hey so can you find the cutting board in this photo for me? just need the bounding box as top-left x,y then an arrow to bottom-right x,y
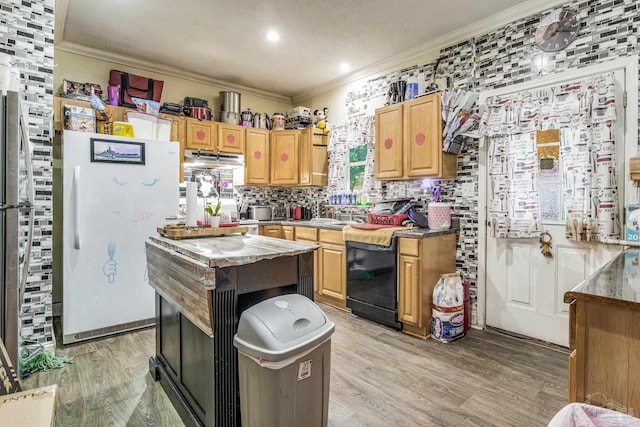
157,225 -> 248,239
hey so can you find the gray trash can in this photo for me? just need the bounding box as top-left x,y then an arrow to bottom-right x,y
233,294 -> 335,427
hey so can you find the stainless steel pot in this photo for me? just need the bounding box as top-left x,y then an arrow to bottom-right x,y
248,206 -> 272,221
219,91 -> 241,114
219,110 -> 240,125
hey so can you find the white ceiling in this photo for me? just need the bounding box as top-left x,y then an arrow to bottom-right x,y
55,0 -> 567,100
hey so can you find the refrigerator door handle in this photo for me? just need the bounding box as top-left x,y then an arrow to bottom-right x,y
73,165 -> 80,249
19,100 -> 35,305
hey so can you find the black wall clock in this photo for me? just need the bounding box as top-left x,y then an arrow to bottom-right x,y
534,8 -> 580,52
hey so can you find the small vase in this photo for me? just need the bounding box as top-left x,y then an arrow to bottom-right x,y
210,215 -> 221,228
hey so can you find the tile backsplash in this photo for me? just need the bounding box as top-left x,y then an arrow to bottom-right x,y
1,0 -> 55,345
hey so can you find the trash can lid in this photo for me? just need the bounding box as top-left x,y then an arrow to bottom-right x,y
233,294 -> 335,362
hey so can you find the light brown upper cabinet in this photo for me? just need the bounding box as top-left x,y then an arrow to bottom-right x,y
375,93 -> 457,180
299,128 -> 329,186
186,118 -> 215,151
245,128 -> 270,185
217,122 -> 245,154
270,130 -> 299,186
186,120 -> 245,154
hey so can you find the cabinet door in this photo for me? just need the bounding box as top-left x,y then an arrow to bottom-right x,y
245,128 -> 270,185
375,104 -> 403,179
282,226 -> 294,240
318,242 -> 346,301
398,254 -> 421,326
271,131 -> 299,185
298,128 -> 312,186
263,225 -> 282,239
186,120 -> 215,150
218,123 -> 245,154
312,129 -> 328,186
403,94 -> 441,177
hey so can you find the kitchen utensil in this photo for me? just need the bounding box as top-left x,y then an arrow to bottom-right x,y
248,206 -> 272,221
240,109 -> 253,127
253,112 -> 271,129
219,91 -> 241,114
428,202 -> 451,230
272,206 -> 288,220
272,113 -> 285,130
291,205 -> 302,220
186,106 -> 212,120
397,80 -> 407,102
388,82 -> 399,104
219,110 -> 240,124
407,208 -> 428,228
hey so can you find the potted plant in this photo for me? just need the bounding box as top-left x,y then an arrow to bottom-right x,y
204,181 -> 228,228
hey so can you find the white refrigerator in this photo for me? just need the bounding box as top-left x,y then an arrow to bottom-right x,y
62,130 -> 179,344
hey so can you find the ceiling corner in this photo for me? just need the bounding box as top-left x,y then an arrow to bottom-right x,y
54,0 -> 69,44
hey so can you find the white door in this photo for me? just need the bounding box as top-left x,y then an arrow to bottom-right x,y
484,66 -> 632,347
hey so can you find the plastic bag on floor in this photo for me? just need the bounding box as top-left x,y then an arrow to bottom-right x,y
548,403 -> 640,427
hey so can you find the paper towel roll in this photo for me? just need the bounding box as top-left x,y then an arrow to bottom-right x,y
185,181 -> 198,227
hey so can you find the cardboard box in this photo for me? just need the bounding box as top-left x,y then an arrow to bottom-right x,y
63,104 -> 96,132
625,204 -> 640,242
286,106 -> 311,119
0,385 -> 57,426
0,338 -> 21,396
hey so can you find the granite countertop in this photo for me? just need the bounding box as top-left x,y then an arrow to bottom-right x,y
279,220 -> 459,237
148,234 -> 319,268
564,248 -> 640,308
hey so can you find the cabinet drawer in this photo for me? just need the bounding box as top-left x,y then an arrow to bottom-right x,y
295,227 -> 318,241
399,238 -> 420,256
319,229 -> 344,245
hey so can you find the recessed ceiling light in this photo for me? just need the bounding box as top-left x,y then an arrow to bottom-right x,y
339,62 -> 350,73
266,31 -> 280,42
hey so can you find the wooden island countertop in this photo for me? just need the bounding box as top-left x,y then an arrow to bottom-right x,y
563,248 -> 640,414
145,232 -> 318,427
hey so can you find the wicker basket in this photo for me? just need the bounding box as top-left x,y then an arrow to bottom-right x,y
367,213 -> 408,225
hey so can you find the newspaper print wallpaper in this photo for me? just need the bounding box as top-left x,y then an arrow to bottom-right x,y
0,0 -> 55,345
338,0 -> 640,324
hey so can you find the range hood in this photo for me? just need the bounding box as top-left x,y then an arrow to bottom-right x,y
184,150 -> 244,168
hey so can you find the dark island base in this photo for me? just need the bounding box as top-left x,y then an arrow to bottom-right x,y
149,253 -> 314,427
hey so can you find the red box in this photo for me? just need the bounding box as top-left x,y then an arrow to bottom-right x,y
367,213 -> 408,225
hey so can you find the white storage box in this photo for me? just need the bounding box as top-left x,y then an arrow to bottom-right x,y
287,106 -> 312,118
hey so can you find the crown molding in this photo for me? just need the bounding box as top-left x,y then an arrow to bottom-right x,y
54,0 -> 68,44
291,0 -> 571,103
55,41 -> 293,104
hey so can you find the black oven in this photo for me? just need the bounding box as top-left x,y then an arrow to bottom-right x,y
345,239 -> 402,330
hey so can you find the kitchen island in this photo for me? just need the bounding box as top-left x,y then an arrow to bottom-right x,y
564,248 -> 640,414
145,233 -> 318,427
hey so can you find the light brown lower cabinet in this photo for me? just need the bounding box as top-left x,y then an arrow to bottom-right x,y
397,234 -> 457,338
294,227 -> 346,310
259,225 -> 282,239
316,229 -> 347,310
282,225 -> 294,241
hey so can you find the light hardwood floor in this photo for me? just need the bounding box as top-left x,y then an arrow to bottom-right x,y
24,303 -> 569,426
